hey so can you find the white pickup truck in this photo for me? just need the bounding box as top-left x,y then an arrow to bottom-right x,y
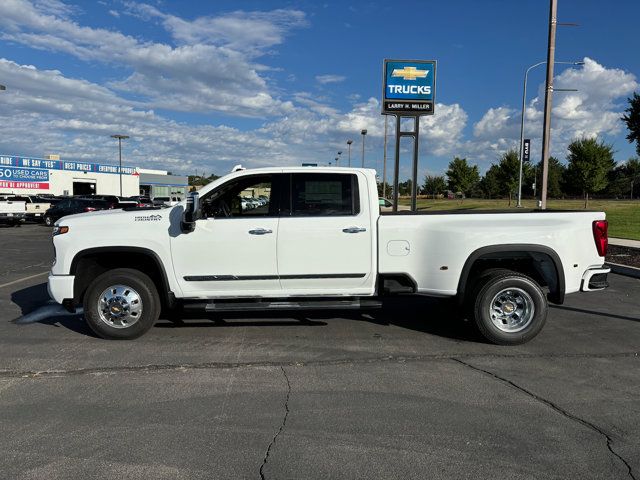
48,167 -> 610,344
0,199 -> 27,226
0,195 -> 51,221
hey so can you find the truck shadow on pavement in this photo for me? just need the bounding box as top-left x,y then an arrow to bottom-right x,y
11,283 -> 481,342
10,283 -> 96,337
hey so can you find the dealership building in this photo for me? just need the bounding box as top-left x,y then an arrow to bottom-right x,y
0,154 -> 188,198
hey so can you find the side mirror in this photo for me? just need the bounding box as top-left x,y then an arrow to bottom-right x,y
181,192 -> 201,232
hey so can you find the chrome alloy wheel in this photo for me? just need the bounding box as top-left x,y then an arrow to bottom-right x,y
98,285 -> 143,329
489,287 -> 535,333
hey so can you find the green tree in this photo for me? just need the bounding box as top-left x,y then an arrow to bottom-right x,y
377,181 -> 392,198
496,149 -> 522,206
622,92 -> 640,156
530,156 -> 566,199
398,179 -> 413,196
480,164 -> 501,199
422,175 -> 447,198
188,173 -> 220,188
563,138 -> 615,208
607,157 -> 640,199
445,157 -> 480,197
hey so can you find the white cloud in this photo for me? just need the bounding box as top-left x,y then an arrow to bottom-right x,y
468,57 -> 638,165
0,0 -> 306,117
126,3 -> 307,53
316,74 -> 346,84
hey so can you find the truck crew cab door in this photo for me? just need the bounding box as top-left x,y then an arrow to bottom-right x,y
170,173 -> 283,297
277,172 -> 375,295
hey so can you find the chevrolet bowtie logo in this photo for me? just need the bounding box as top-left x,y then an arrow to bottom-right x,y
392,66 -> 428,81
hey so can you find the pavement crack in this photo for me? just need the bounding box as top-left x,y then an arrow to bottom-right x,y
259,366 -> 291,480
452,358 -> 637,480
0,352 -> 638,379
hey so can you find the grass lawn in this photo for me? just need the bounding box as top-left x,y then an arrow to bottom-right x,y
396,198 -> 640,241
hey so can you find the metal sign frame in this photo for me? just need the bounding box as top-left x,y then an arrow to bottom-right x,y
381,59 -> 437,212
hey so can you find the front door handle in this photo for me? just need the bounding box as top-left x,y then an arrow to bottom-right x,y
249,228 -> 273,235
342,226 -> 366,233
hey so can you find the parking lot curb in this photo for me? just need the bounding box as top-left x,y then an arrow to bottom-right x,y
606,262 -> 640,279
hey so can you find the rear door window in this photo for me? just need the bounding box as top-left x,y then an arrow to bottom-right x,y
290,173 -> 359,216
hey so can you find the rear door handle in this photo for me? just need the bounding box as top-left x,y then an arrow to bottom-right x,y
342,226 -> 366,233
249,228 -> 273,235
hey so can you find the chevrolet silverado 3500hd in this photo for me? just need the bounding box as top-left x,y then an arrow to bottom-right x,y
48,167 -> 610,344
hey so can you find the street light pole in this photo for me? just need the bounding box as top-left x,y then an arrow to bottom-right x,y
517,61 -> 545,208
337,151 -> 342,167
360,129 -> 367,168
517,60 -> 583,207
111,134 -> 129,197
346,140 -> 353,167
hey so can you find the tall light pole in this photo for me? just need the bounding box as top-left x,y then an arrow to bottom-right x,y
346,140 -> 353,167
334,156 -> 339,166
517,60 -> 583,207
0,85 -> 6,91
360,129 -> 367,168
111,134 -> 129,196
337,151 -> 342,167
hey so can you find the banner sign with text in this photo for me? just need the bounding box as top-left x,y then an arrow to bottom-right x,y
0,155 -> 137,175
382,59 -> 436,115
523,139 -> 531,162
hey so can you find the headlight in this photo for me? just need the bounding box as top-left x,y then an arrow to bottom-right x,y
52,225 -> 69,236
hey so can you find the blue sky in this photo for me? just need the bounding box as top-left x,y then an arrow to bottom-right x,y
0,0 -> 638,179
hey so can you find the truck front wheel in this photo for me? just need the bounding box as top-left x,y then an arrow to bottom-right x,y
470,269 -> 547,345
83,268 -> 160,340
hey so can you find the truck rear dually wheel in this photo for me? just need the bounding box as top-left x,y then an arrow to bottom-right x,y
83,268 -> 160,340
470,269 -> 547,345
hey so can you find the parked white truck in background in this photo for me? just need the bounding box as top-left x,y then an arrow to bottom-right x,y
0,195 -> 51,221
0,199 -> 27,226
48,167 -> 610,344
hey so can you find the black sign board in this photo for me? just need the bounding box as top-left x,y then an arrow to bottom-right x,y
523,139 -> 531,162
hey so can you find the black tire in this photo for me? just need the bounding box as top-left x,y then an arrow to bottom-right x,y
83,268 -> 160,340
469,269 -> 547,345
44,215 -> 54,227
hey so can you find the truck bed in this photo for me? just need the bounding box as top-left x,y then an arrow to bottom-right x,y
377,210 -> 606,297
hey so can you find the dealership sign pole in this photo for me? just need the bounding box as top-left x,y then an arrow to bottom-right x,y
382,59 -> 436,212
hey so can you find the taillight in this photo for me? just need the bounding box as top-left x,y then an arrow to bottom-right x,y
137,203 -> 144,207
84,207 -> 96,212
592,220 -> 608,257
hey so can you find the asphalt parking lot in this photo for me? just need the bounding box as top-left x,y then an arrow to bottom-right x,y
1,224 -> 639,480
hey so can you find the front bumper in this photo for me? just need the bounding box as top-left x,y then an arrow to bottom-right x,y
47,274 -> 75,304
580,267 -> 610,292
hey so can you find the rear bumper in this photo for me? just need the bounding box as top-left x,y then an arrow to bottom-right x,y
580,267 -> 610,292
47,274 -> 75,304
0,214 -> 26,224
